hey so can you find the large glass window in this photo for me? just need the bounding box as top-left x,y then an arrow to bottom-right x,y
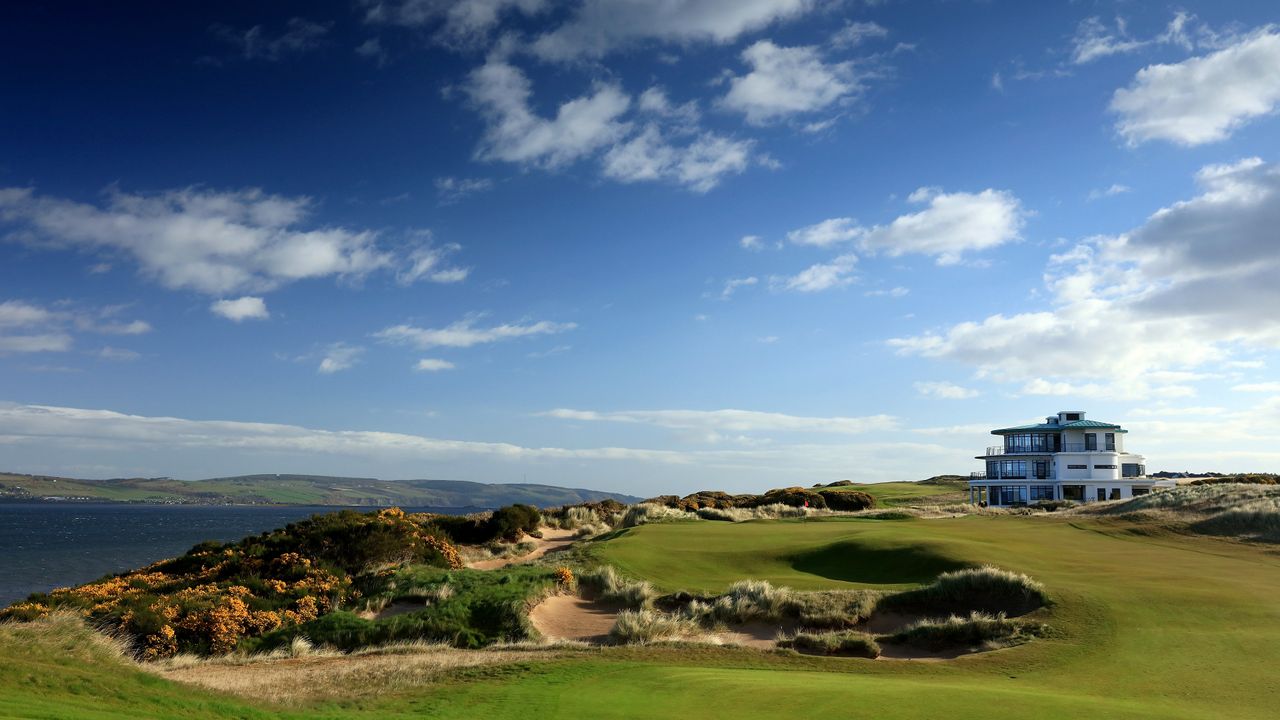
1105,433 -> 1116,451
1034,461 -> 1049,479
1085,433 -> 1098,451
1063,485 -> 1085,500
991,486 -> 1028,505
1122,463 -> 1145,477
1030,485 -> 1055,501
1003,433 -> 1059,453
992,460 -> 1027,478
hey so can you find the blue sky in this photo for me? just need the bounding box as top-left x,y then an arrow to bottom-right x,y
3,1 -> 1280,495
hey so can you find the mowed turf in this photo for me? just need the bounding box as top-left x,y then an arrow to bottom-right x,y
4,515 -> 1279,719
829,480 -> 968,507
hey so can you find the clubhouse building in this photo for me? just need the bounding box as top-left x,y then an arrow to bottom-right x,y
969,410 -> 1176,506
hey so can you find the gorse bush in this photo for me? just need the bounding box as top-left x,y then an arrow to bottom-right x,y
0,507 -> 464,659
884,611 -> 1047,652
879,565 -> 1048,616
817,490 -> 875,511
781,630 -> 880,658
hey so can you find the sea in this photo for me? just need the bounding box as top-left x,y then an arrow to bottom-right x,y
0,503 -> 488,606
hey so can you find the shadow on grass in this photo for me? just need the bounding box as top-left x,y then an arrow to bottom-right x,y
789,542 -> 969,585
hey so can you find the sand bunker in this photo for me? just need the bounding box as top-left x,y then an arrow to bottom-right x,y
529,594 -> 621,643
467,528 -> 577,571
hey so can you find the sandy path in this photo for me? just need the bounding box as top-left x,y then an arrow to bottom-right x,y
529,594 -> 621,643
467,527 -> 577,571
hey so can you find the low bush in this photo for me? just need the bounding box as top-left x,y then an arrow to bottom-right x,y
620,503 -> 698,527
487,504 -> 542,541
884,611 -> 1046,652
878,565 -> 1048,616
817,490 -> 875,511
741,487 -> 828,509
577,566 -> 657,609
781,630 -> 880,658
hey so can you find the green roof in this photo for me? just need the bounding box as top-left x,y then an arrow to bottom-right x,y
992,419 -> 1127,434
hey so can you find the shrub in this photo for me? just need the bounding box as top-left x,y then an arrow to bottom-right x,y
609,609 -> 704,644
781,630 -> 880,658
879,565 -> 1048,616
742,487 -> 828,509
818,490 -> 875,511
577,566 -> 657,609
621,503 -> 698,528
884,611 -> 1046,652
487,504 -> 542,541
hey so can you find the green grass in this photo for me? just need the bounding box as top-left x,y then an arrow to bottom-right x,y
5,513 -> 1280,719
825,480 -> 968,507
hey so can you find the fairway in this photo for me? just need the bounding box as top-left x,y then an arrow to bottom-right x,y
5,514 -> 1279,719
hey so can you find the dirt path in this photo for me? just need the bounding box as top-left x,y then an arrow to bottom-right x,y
528,594 -> 621,643
467,527 -> 577,571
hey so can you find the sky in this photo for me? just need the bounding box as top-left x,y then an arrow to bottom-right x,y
2,0 -> 1280,496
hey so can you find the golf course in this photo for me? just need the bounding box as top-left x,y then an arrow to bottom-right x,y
3,495 -> 1278,719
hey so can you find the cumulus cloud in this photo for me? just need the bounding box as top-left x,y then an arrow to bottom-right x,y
0,186 -> 459,296
464,55 -> 631,169
717,276 -> 758,300
414,358 -> 456,372
890,157 -> 1280,400
542,407 -> 899,435
786,188 -> 1024,264
1111,28 -> 1280,146
601,124 -> 754,192
210,296 -> 269,322
318,343 -> 364,374
529,0 -> 819,61
914,381 -> 979,400
740,235 -> 765,251
721,41 -> 861,125
770,254 -> 857,293
375,316 -> 576,349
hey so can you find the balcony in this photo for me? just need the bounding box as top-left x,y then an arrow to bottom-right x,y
985,443 -> 1116,455
1060,443 -> 1116,452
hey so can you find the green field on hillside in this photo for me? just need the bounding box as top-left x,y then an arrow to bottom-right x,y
4,513 -> 1279,719
825,479 -> 968,507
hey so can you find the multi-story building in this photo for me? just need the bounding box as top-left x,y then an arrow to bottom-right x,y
969,410 -> 1175,506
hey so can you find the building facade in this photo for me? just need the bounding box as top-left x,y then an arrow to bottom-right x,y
969,410 -> 1175,506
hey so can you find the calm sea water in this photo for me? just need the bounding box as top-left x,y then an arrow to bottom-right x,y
0,503 -> 486,606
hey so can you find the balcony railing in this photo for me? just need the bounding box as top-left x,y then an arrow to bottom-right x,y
986,443 -> 1118,454
1060,443 -> 1116,452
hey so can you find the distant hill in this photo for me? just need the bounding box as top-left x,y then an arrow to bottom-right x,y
0,472 -> 641,509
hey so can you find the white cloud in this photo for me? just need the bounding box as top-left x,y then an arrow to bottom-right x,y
215,17 -> 330,61
542,407 -> 899,435
1111,29 -> 1280,146
362,0 -> 547,45
435,176 -> 494,205
210,296 -> 269,322
756,335 -> 779,344
318,343 -> 364,374
914,381 -> 979,400
865,286 -> 908,298
376,316 -> 576,349
1088,183 -> 1132,200
464,55 -> 631,170
787,188 -> 1024,264
718,276 -> 758,300
96,346 -> 140,362
740,235 -> 765,251
355,37 -> 390,66
890,157 -> 1280,400
396,239 -> 469,285
0,186 -> 437,296
1070,16 -> 1148,64
414,358 -> 456,372
530,0 -> 819,61
721,41 -> 860,125
601,123 -> 754,192
770,254 -> 857,293
0,299 -> 149,355
787,217 -> 860,247
1233,382 -> 1280,393
831,21 -> 887,49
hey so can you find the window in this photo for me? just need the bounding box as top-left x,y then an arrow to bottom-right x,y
989,460 -> 1027,479
1122,463 -> 1145,478
1003,433 -> 1057,453
1095,464 -> 1117,469
1085,433 -> 1097,451
1109,488 -> 1121,500
1105,432 -> 1116,451
1067,464 -> 1087,470
1132,488 -> 1150,496
1064,413 -> 1081,421
1034,461 -> 1049,479
1030,485 -> 1055,501
1063,485 -> 1085,500
1097,488 -> 1107,501
991,486 -> 1028,505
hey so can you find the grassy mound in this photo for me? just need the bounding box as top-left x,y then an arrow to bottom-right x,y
1094,483 -> 1280,542
780,630 -> 880,658
878,566 -> 1048,616
884,611 -> 1048,652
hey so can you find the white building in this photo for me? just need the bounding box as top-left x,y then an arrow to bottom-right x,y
969,410 -> 1175,506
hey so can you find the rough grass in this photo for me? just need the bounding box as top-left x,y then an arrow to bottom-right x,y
695,504 -> 838,522
577,565 -> 657,609
621,503 -> 699,527
884,611 -> 1047,652
1087,484 -> 1280,542
780,630 -> 880,658
608,609 -> 708,645
878,565 -> 1048,616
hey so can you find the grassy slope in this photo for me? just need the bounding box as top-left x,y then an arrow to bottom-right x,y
827,480 -> 968,507
4,515 -> 1279,719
